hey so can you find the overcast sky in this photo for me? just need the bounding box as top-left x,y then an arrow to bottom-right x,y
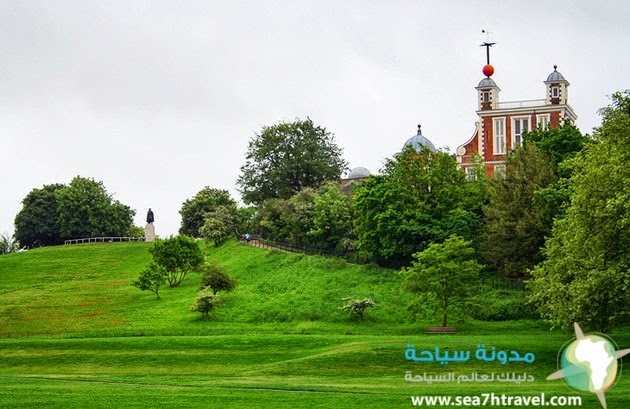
1,1 -> 628,239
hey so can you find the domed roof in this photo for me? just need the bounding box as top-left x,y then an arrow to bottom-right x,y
347,166 -> 371,179
403,124 -> 436,152
476,77 -> 499,89
545,65 -> 569,84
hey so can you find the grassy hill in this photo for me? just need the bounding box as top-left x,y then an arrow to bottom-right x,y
1,241 -> 628,408
0,240 -> 418,337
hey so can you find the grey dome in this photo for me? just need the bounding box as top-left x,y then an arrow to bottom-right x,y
403,124 -> 436,152
347,166 -> 371,179
476,77 -> 499,89
545,65 -> 568,83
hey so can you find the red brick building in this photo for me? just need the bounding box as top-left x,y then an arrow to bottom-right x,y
456,64 -> 577,177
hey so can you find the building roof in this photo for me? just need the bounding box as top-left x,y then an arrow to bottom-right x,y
545,65 -> 569,84
403,124 -> 436,152
476,77 -> 500,90
346,166 -> 371,179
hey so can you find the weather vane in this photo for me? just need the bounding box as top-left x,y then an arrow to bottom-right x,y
480,29 -> 496,77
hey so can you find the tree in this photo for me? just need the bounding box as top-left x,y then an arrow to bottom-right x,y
308,182 -> 355,250
191,287 -> 219,318
528,91 -> 630,332
56,176 -> 135,239
339,295 -> 375,321
354,146 -> 483,267
14,177 -> 134,246
179,188 -> 237,238
0,233 -> 21,255
149,235 -> 204,287
200,205 -> 237,247
524,122 -> 589,172
400,235 -> 483,327
479,143 -> 557,279
132,263 -> 167,299
237,118 -> 347,205
199,263 -> 236,295
14,184 -> 65,248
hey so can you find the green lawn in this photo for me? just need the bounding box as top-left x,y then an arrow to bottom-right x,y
0,242 -> 628,408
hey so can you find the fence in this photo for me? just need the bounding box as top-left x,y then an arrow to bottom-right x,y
238,234 -> 372,265
64,237 -> 146,245
237,234 -> 526,290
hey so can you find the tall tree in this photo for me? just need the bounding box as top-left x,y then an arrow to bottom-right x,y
14,184 -> 65,248
400,235 -> 482,327
354,146 -> 483,267
308,182 -> 355,250
237,118 -> 347,205
528,90 -> 630,332
479,143 -> 557,279
179,188 -> 237,238
56,176 -> 135,239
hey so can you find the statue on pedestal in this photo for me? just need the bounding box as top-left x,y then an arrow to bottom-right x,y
144,208 -> 156,242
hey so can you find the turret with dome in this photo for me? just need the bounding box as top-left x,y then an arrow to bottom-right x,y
403,124 -> 436,152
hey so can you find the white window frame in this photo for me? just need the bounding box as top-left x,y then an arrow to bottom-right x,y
482,91 -> 490,103
551,86 -> 559,98
493,117 -> 506,155
537,114 -> 550,129
512,116 -> 530,149
494,164 -> 506,178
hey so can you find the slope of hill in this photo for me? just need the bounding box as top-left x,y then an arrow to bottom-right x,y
0,240 -> 422,338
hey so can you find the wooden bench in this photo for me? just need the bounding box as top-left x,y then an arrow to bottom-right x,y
427,326 -> 456,335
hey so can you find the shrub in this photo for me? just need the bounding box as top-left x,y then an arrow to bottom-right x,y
149,235 -> 204,287
191,288 -> 219,318
199,263 -> 236,294
132,263 -> 167,299
339,295 -> 376,321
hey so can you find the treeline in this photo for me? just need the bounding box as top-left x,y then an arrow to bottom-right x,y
13,176 -> 138,248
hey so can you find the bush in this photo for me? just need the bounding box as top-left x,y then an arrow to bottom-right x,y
191,288 -> 219,318
199,263 -> 236,294
132,263 -> 167,299
0,233 -> 21,255
339,295 -> 376,321
149,235 -> 204,287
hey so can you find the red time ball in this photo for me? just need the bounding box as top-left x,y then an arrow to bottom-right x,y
482,64 -> 494,77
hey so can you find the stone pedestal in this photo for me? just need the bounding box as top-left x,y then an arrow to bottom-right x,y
144,223 -> 155,242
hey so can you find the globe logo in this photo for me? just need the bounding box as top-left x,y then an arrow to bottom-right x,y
547,323 -> 630,409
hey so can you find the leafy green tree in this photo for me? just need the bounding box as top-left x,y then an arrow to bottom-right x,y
400,235 -> 483,327
199,263 -> 236,295
0,233 -> 21,255
149,235 -> 204,287
280,188 -> 316,245
339,295 -> 375,321
524,122 -> 589,173
237,118 -> 347,205
529,90 -> 630,332
132,263 -> 167,299
14,184 -> 65,248
354,147 -> 482,267
480,143 -> 557,279
200,205 -> 237,247
253,198 -> 286,240
252,189 -> 316,244
179,188 -> 237,238
191,288 -> 219,318
525,123 -> 589,222
308,182 -> 355,250
56,176 -> 135,239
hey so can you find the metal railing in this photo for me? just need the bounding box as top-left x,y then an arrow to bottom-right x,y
64,237 -> 146,245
